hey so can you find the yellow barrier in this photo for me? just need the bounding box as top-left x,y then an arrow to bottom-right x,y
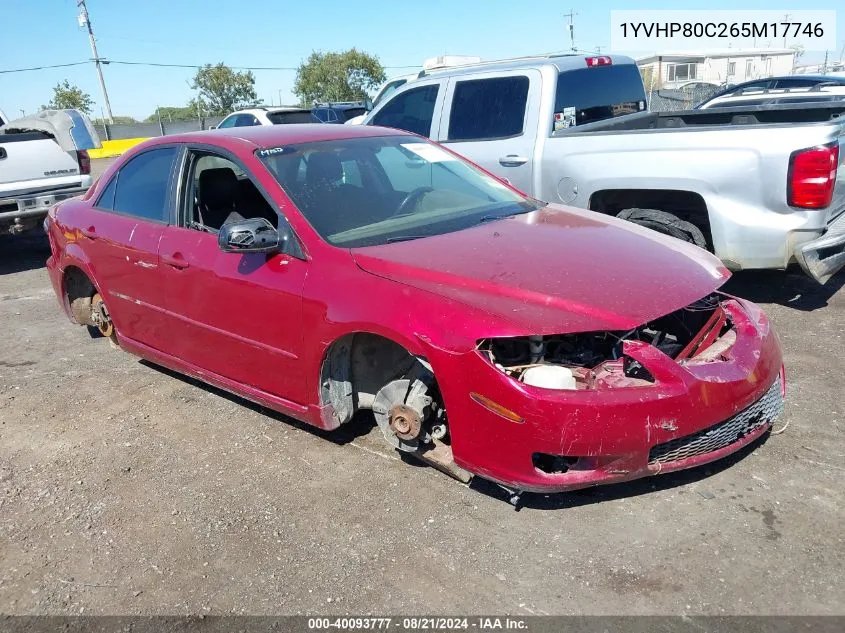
88,137 -> 151,159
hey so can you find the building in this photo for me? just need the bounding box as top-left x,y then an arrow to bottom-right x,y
636,49 -> 796,89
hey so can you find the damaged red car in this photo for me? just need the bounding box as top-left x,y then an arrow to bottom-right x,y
45,124 -> 785,496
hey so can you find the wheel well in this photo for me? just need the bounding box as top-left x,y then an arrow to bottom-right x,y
63,266 -> 96,307
320,333 -> 422,426
589,189 -> 713,250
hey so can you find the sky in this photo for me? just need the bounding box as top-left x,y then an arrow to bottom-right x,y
2,0 -> 843,121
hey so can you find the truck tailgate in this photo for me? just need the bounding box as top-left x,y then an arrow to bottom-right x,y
0,135 -> 84,194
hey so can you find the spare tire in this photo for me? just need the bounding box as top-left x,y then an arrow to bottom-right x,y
616,208 -> 708,249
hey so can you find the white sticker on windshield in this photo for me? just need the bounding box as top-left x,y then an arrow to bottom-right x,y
401,142 -> 456,163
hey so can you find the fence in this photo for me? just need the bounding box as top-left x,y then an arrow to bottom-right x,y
647,85 -> 722,111
95,116 -> 227,141
88,116 -> 228,159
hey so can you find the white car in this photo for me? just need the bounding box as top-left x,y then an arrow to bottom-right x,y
215,107 -> 318,128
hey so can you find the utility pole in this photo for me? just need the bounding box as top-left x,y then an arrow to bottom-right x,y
77,0 -> 113,124
782,14 -> 791,49
564,10 -> 578,53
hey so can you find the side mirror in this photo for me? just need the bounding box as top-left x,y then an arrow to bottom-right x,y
209,125 -> 217,130
218,217 -> 280,253
365,98 -> 374,111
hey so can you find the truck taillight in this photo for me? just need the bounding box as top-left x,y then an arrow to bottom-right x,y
77,149 -> 91,175
585,56 -> 612,67
788,144 -> 839,209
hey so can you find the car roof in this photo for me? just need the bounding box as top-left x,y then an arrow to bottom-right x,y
142,123 -> 413,151
228,107 -> 311,115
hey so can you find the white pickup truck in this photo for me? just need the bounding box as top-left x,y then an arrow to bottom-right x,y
0,108 -> 100,235
362,54 -> 845,283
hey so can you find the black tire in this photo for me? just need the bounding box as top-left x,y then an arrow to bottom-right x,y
616,208 -> 707,249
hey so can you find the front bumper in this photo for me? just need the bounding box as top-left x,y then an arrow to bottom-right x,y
432,299 -> 784,493
0,186 -> 89,233
794,211 -> 845,284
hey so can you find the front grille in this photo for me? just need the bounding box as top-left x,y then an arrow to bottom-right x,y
648,380 -> 783,465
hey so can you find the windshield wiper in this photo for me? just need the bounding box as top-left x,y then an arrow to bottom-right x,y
385,235 -> 427,244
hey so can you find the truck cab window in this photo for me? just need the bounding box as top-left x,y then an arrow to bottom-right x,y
371,84 -> 439,137
448,76 -> 529,141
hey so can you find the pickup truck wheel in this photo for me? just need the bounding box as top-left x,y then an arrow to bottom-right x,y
616,208 -> 707,249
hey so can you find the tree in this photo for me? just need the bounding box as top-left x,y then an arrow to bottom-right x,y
639,66 -> 662,92
93,116 -> 136,125
294,49 -> 386,105
190,63 -> 258,115
144,106 -> 198,123
43,80 -> 94,114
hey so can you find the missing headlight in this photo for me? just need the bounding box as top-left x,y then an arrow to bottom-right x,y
478,293 -> 733,389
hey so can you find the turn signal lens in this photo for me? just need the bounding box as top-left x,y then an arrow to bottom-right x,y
470,392 -> 524,424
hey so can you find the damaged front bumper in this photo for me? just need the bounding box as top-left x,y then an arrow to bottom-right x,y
431,298 -> 784,494
794,211 -> 845,284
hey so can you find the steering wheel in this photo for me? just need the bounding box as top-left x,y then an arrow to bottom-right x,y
394,186 -> 434,217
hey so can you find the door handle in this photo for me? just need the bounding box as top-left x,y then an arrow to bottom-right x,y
81,226 -> 97,240
0,147 -> 7,160
498,155 -> 528,167
162,253 -> 190,269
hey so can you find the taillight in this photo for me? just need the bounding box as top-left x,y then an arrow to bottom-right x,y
585,56 -> 612,67
788,143 -> 839,209
76,149 -> 91,175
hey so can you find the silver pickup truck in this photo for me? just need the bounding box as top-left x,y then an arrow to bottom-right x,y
1,109 -> 100,235
362,55 -> 845,283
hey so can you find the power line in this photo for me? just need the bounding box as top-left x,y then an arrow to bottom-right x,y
1,59 -> 421,74
0,61 -> 89,74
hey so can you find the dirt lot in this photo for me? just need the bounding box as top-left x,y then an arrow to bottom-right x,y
1,159 -> 843,615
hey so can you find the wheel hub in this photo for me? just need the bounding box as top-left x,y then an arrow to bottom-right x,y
91,293 -> 114,338
388,403 -> 421,441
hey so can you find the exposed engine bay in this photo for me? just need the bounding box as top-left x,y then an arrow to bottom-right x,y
478,293 -> 736,390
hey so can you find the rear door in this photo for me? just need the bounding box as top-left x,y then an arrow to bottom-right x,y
80,146 -> 178,346
437,70 -> 540,194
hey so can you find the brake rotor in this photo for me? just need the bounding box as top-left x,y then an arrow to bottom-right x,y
388,403 -> 422,441
91,293 -> 114,338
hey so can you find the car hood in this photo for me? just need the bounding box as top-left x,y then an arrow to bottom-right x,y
350,205 -> 730,335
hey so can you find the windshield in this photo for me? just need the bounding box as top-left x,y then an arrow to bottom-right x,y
268,110 -> 318,124
258,135 -> 541,248
554,65 -> 647,129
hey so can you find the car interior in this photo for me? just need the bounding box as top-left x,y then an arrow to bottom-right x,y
187,155 -> 279,232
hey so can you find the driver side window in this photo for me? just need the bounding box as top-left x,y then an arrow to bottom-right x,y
371,84 -> 440,137
184,152 -> 278,232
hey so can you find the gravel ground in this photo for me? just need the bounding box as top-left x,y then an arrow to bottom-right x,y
0,160 -> 843,615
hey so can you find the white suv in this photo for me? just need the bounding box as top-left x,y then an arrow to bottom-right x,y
215,107 -> 318,128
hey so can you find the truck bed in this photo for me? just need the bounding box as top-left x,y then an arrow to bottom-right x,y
554,102 -> 845,135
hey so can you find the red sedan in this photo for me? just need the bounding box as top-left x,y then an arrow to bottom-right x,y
45,124 -> 785,497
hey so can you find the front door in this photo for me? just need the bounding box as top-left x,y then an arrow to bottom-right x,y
438,70 -> 541,195
157,150 -> 308,405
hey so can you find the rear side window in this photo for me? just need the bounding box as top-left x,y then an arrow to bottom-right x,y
95,176 -> 118,209
371,84 -> 439,137
448,76 -> 529,141
111,147 -> 177,222
554,65 -> 646,129
268,111 -> 318,124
